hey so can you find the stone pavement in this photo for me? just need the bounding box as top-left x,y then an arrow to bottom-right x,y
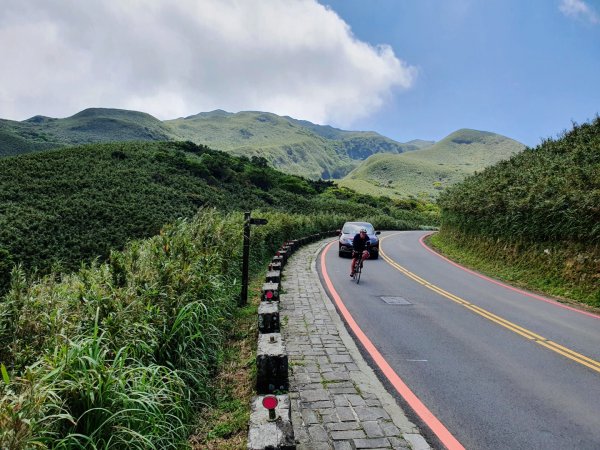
279,240 -> 431,450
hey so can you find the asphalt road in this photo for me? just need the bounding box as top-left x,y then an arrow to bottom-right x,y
318,230 -> 600,450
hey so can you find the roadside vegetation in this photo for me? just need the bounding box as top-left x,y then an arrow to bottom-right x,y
0,140 -> 438,448
433,118 -> 600,307
0,210 -> 348,448
0,140 -> 438,296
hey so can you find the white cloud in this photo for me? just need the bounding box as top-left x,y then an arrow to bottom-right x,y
559,0 -> 600,24
0,0 -> 416,127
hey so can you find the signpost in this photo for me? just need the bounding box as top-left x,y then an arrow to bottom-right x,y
240,211 -> 268,306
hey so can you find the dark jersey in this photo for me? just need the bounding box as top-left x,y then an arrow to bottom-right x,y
352,233 -> 369,252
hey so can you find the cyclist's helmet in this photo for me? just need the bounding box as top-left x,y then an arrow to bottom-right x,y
360,228 -> 367,233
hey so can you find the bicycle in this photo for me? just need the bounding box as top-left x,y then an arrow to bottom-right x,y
351,249 -> 368,284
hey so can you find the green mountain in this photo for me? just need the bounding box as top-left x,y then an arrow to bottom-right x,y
48,108 -> 177,142
0,108 -> 429,179
0,108 -> 178,157
1,108 -> 523,187
165,110 -> 351,178
283,116 -> 433,156
339,129 -> 525,199
165,110 -> 424,178
0,118 -> 62,156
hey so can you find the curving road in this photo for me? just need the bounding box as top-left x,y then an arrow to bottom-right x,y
317,230 -> 600,450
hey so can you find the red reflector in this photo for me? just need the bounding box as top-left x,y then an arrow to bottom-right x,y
266,291 -> 273,299
262,395 -> 278,410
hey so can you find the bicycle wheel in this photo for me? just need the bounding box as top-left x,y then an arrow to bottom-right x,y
354,259 -> 362,284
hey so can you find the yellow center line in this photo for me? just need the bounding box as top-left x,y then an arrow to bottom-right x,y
380,235 -> 600,374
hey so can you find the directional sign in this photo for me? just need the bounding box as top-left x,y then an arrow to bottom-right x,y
250,218 -> 268,225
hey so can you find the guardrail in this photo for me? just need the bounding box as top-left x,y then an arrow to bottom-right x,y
248,231 -> 337,450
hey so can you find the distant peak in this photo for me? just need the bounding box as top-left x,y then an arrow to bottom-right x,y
442,129 -> 498,145
24,115 -> 56,123
183,110 -> 233,119
451,128 -> 494,136
70,107 -> 158,120
72,107 -> 125,116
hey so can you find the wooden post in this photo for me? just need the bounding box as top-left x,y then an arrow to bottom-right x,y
240,212 -> 268,306
240,212 -> 251,306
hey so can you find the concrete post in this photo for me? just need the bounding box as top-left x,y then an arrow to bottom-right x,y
256,333 -> 288,394
258,301 -> 280,334
247,395 -> 295,450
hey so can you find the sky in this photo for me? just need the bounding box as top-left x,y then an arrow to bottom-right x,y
0,0 -> 598,147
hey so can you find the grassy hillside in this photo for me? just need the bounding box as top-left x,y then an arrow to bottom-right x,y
285,116 -> 432,156
0,108 -> 179,157
435,118 -> 600,306
45,108 -> 178,143
339,129 -> 525,199
0,140 -> 437,293
166,110 -> 424,178
0,119 -> 62,156
339,152 -> 469,199
167,110 -> 352,178
1,108 -> 427,180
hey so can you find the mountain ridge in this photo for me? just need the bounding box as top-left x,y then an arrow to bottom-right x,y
0,107 -> 524,185
1,107 -> 434,178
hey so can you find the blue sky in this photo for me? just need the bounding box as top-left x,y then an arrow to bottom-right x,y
320,0 -> 600,146
1,0 -> 598,148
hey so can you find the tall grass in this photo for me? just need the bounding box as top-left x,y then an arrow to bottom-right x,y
437,118 -> 599,244
435,118 -> 599,306
0,208 -> 356,449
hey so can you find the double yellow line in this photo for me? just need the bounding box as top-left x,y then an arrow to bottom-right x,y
380,238 -> 600,374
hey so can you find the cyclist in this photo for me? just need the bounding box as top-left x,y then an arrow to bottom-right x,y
350,227 -> 370,277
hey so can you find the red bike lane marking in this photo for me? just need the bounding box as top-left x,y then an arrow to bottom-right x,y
419,233 -> 600,320
320,241 -> 465,450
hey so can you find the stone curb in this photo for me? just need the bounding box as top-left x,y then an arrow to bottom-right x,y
248,232 -> 338,450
